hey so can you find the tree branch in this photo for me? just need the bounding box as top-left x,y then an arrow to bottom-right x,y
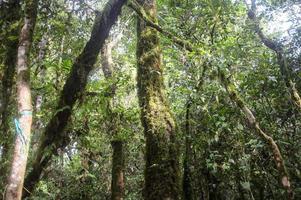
128,0 -> 193,52
245,0 -> 301,110
23,0 -> 127,197
219,70 -> 293,199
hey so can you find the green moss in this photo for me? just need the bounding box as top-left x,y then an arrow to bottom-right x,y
136,1 -> 180,198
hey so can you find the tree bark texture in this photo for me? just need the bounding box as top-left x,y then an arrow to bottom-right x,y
183,102 -> 193,200
111,141 -> 125,200
136,0 -> 180,199
22,0 -> 127,197
101,39 -> 125,200
5,0 -> 38,199
0,0 -> 22,187
219,72 -> 293,200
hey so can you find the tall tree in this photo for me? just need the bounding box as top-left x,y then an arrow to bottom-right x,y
5,0 -> 39,199
183,102 -> 193,200
23,0 -> 127,197
0,0 -> 22,186
101,38 -> 125,200
136,0 -> 180,199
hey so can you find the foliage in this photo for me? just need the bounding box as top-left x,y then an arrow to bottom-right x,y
0,0 -> 301,199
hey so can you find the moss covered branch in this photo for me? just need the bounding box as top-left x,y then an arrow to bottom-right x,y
219,71 -> 293,199
128,0 -> 193,52
22,0 -> 127,197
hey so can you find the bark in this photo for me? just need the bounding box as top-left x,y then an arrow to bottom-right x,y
183,102 -> 193,200
5,0 -> 38,199
111,141 -> 125,200
136,0 -> 180,199
219,72 -> 293,200
0,0 -> 22,186
22,0 -> 127,197
101,40 -> 117,96
128,0 -> 193,51
246,0 -> 301,110
101,39 -> 125,200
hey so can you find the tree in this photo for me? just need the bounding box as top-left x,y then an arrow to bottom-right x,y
0,0 -> 22,186
136,0 -> 180,198
219,70 -> 293,199
101,36 -> 125,200
0,0 -> 301,199
23,0 -> 127,197
5,0 -> 38,199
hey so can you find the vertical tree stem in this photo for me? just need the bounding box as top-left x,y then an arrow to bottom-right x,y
5,0 -> 38,199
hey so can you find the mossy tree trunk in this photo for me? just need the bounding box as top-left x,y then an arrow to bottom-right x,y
0,0 -> 22,187
101,39 -> 125,200
136,0 -> 180,199
5,0 -> 38,199
22,0 -> 127,197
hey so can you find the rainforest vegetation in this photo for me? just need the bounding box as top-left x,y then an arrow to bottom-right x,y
0,0 -> 301,199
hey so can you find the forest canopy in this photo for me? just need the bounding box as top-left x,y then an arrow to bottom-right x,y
0,0 -> 301,199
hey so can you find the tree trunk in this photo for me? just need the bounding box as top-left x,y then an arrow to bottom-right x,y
136,0 -> 180,199
0,0 -> 22,187
219,71 -> 293,200
101,39 -> 125,200
22,0 -> 127,197
5,0 -> 38,199
128,0 -> 193,52
111,141 -> 125,200
183,102 -> 193,200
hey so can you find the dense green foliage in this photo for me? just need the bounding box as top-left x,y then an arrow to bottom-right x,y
0,0 -> 300,199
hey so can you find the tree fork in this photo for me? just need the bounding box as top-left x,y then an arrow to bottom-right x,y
128,0 -> 193,52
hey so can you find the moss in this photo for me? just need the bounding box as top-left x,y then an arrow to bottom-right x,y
136,0 -> 180,199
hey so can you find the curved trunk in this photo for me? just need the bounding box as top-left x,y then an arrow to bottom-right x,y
23,0 -> 127,197
136,0 -> 180,199
219,72 -> 293,200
